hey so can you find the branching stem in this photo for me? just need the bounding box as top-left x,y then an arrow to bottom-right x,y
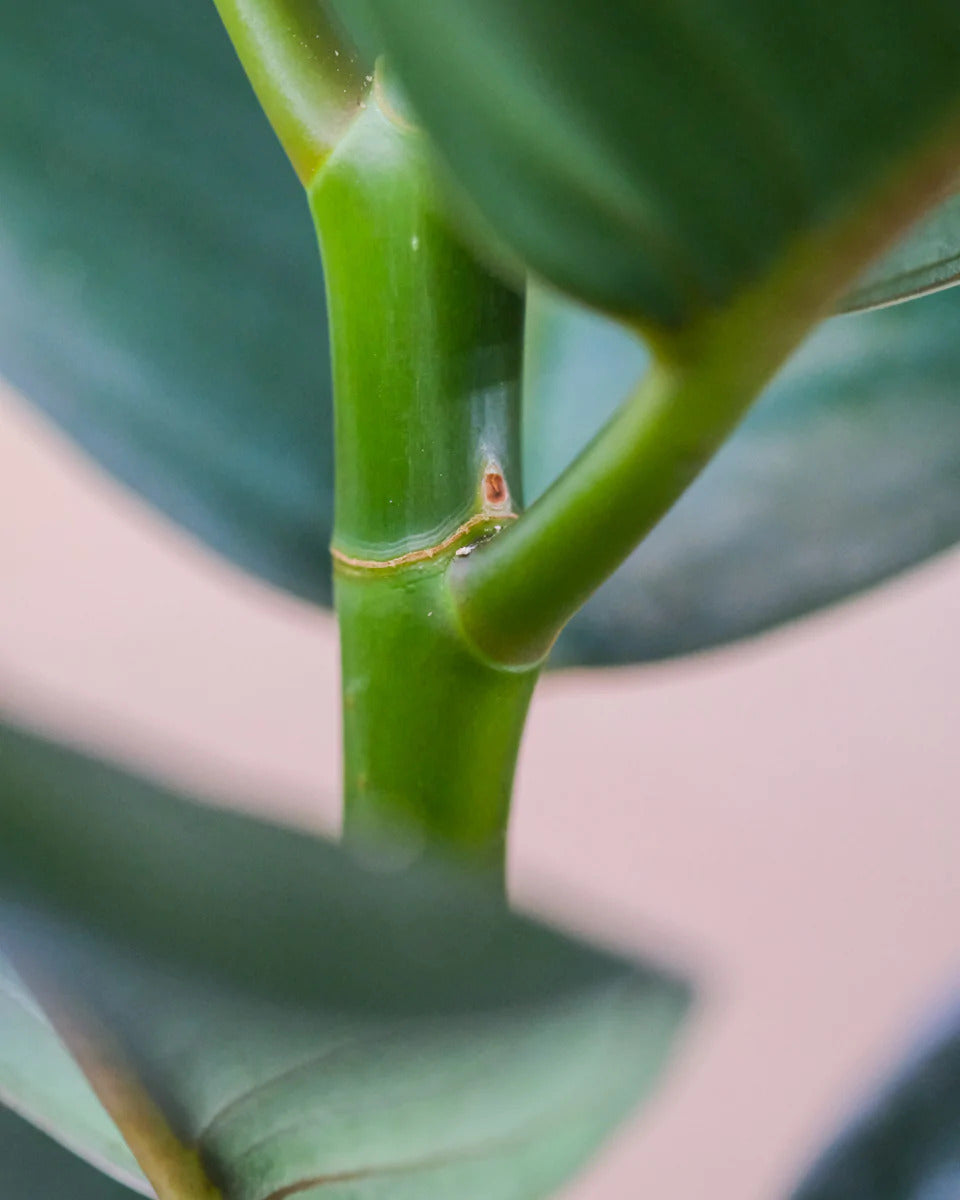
450,116 -> 960,666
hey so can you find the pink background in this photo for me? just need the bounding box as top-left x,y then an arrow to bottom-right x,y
1,380 -> 956,1199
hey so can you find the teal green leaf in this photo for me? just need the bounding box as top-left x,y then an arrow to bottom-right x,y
0,956 -> 143,1190
0,1103 -> 136,1199
844,193 -> 960,311
330,1 -> 960,327
524,284 -> 960,666
0,0 -> 335,605
788,999 -> 960,1200
5,0 -> 960,641
0,722 -> 689,1198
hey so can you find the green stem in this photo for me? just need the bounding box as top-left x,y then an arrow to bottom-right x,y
309,71 -> 537,877
211,0 -> 364,182
451,118 -> 960,667
449,355 -> 761,667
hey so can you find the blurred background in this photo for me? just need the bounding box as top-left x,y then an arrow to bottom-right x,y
1,373 -> 957,1200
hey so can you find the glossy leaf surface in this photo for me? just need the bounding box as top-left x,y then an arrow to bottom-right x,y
0,0 -> 335,605
0,722 -> 689,1197
0,1103 -> 135,1200
526,284 -> 960,666
789,999 -> 960,1200
331,0 -> 960,327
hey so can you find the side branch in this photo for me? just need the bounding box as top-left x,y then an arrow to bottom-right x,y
448,353 -> 761,667
450,117 -> 960,666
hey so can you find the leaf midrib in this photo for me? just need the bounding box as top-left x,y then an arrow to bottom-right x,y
245,1058 -> 636,1200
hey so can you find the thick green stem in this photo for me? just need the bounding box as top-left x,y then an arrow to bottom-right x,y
211,0 -> 364,182
310,76 -> 537,875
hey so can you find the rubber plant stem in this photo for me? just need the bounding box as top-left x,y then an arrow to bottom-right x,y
309,69 -> 537,880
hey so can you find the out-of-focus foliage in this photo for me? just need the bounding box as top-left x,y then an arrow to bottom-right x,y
331,0 -> 960,326
789,999 -> 960,1200
1,0 -> 959,666
0,721 -> 688,1198
529,284 -> 960,665
0,953 -> 142,1189
842,194 -> 960,312
0,1104 -> 135,1199
0,0 -> 334,604
2,1 -> 960,1192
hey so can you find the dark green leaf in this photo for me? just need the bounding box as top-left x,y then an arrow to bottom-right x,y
524,284 -> 960,666
331,1 -> 960,327
0,0 -> 334,605
0,1103 -> 136,1199
788,999 -> 960,1200
0,722 -> 689,1197
5,0 -> 959,640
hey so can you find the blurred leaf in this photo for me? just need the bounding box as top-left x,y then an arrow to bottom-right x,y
524,284 -> 960,666
331,1 -> 960,326
0,1103 -> 136,1199
0,0 -> 335,605
844,193 -> 960,312
0,721 -> 689,1197
789,999 -> 960,1200
4,0 -> 959,642
0,956 -> 143,1191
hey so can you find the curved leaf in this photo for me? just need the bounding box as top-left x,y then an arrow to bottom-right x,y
5,0 -> 960,642
523,284 -> 960,666
0,722 -> 689,1198
0,0 -> 335,605
331,1 -> 960,328
788,999 -> 960,1200
0,1103 -> 136,1199
0,956 -> 144,1191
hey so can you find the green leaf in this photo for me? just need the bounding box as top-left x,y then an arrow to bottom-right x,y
0,722 -> 689,1198
330,1 -> 960,328
0,1103 -> 136,1199
5,0 -> 959,639
788,1000 -> 960,1200
0,956 -> 143,1190
843,193 -> 960,312
524,283 -> 960,666
0,0 -> 335,606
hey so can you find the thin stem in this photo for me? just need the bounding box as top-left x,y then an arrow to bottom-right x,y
211,0 -> 365,183
450,115 -> 960,667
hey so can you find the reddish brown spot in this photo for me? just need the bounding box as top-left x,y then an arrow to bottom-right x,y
483,471 -> 508,506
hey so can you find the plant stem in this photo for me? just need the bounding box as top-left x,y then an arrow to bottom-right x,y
211,0 -> 364,182
309,72 -> 537,877
451,118 -> 960,667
